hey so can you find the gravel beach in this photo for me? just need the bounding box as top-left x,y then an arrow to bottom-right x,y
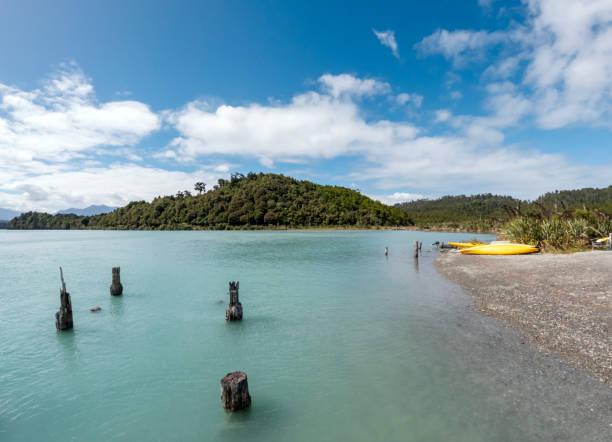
436,250 -> 612,383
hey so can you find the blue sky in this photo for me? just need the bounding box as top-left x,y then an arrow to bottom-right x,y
1,0 -> 611,211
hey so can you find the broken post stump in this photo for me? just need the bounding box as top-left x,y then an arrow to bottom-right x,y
384,246 -> 389,256
225,281 -> 243,321
414,240 -> 419,259
55,267 -> 73,331
221,371 -> 251,411
110,267 -> 123,296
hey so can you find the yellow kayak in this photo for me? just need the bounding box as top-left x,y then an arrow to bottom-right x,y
448,242 -> 482,248
595,237 -> 610,243
458,244 -> 539,255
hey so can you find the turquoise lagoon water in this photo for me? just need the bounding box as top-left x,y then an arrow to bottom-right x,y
0,230 -> 601,441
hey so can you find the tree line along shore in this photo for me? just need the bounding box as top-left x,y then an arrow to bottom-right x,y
397,186 -> 612,250
7,173 -> 410,230
7,174 -> 612,251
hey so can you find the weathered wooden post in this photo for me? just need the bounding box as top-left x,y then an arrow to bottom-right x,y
225,281 -> 243,321
384,246 -> 389,256
414,240 -> 419,258
110,267 -> 123,296
221,371 -> 251,411
55,267 -> 73,331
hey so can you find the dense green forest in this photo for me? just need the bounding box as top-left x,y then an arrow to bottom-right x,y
395,186 -> 612,231
8,173 -> 411,230
395,194 -> 521,231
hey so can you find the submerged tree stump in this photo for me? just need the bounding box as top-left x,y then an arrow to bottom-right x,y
221,371 -> 251,411
110,267 -> 123,296
55,267 -> 73,331
225,281 -> 243,321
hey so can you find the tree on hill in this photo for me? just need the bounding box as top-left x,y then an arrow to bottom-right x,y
194,182 -> 206,194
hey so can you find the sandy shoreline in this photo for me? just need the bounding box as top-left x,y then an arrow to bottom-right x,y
436,250 -> 612,383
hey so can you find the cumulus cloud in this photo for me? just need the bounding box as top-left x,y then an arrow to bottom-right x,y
416,0 -> 612,129
373,29 -> 400,58
0,164 -> 226,213
167,74 -> 419,161
318,73 -> 391,98
0,63 -> 160,162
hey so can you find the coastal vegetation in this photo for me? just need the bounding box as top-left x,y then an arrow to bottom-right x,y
396,187 -> 612,250
8,173 -> 411,230
7,175 -> 612,250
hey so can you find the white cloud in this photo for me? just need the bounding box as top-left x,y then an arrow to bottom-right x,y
0,164 -> 226,212
435,109 -> 452,122
369,192 -> 425,205
318,73 -> 391,98
416,0 -> 612,129
415,29 -> 506,67
396,93 -> 423,107
167,75 -> 419,162
0,63 -> 160,162
373,29 -> 400,58
354,135 -> 610,199
524,0 -> 612,128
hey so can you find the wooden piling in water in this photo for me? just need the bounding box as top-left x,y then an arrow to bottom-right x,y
225,281 -> 243,321
384,246 -> 388,256
110,267 -> 123,296
55,267 -> 73,331
220,371 -> 251,411
414,240 -> 419,258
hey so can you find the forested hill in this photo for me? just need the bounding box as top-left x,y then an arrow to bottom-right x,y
8,173 -> 411,230
534,186 -> 612,212
395,194 -> 521,226
396,186 -> 612,230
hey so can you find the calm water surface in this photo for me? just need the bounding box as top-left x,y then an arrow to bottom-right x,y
0,230 -> 597,441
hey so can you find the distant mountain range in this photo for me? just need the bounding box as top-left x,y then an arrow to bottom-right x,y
56,205 -> 117,216
0,208 -> 21,221
0,204 -> 117,222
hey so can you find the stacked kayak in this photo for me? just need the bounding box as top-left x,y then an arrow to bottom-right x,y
458,243 -> 539,255
448,242 -> 482,248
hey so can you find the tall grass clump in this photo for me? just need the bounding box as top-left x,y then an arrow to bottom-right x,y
504,212 -> 611,251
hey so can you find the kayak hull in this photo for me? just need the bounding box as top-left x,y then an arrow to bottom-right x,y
458,244 -> 539,255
